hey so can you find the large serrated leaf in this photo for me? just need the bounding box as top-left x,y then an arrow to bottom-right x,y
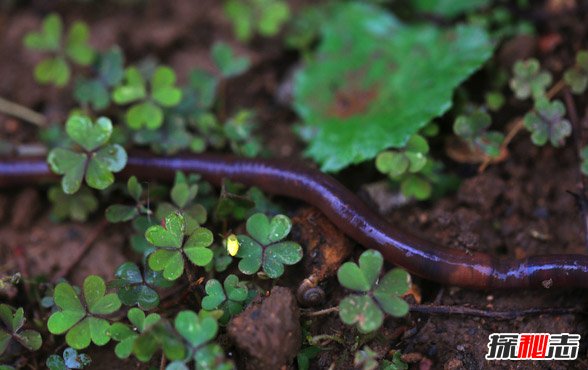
293,2 -> 494,172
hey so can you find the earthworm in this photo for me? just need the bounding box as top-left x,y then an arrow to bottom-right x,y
1,154 -> 588,290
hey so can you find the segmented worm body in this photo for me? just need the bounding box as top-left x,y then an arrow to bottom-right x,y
2,154 -> 587,289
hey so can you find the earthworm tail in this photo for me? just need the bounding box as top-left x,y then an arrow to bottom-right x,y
1,154 -> 587,289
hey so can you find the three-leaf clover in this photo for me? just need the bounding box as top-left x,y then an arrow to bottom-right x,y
113,262 -> 173,310
48,186 -> 98,222
113,66 -> 183,129
23,13 -> 95,86
201,274 -> 249,323
236,213 -> 303,278
564,50 -> 588,95
223,110 -> 262,157
146,212 -> 214,280
0,304 -> 42,355
509,59 -> 552,100
108,308 -> 161,359
523,99 -> 571,147
74,47 -> 125,110
47,275 -> 122,349
211,42 -> 251,78
224,0 -> 290,42
47,115 -> 127,194
106,176 -> 150,223
157,172 -> 207,234
453,109 -> 504,158
376,135 -> 430,179
337,250 -> 410,333
46,348 -> 91,370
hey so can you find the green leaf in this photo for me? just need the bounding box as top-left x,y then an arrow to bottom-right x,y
151,66 -> 182,107
49,185 -> 98,222
146,212 -> 185,248
66,115 -> 113,151
184,227 -> 214,266
34,57 -> 70,86
148,250 -> 184,281
235,235 -> 263,275
53,282 -> 84,313
263,241 -> 303,278
337,250 -> 383,292
373,268 -> 410,317
23,13 -> 62,51
509,59 -> 552,100
65,21 -> 95,65
127,176 -> 143,201
126,101 -> 164,130
15,330 -> 42,351
174,310 -> 218,348
401,175 -> 432,200
65,319 -> 91,349
523,99 -> 571,147
47,149 -> 86,194
339,295 -> 383,333
201,279 -> 226,310
87,316 -> 111,345
112,67 -> 147,104
293,3 -> 493,171
83,275 -> 121,315
105,204 -> 138,223
212,42 -> 251,78
74,78 -> 110,111
63,347 -> 92,369
413,0 -> 490,18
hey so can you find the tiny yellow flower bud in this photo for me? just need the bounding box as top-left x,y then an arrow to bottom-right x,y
226,234 -> 239,256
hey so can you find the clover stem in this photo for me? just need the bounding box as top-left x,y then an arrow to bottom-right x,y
302,306 -> 339,317
0,96 -> 47,127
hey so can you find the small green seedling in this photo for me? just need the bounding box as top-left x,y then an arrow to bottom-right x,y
224,110 -> 262,157
165,310 -> 234,370
337,250 -> 410,333
523,99 -> 571,147
46,347 -> 91,370
354,346 -> 378,370
47,275 -> 122,349
381,352 -> 408,370
224,0 -> 290,42
211,42 -> 251,78
201,274 -> 250,323
509,59 -> 552,100
113,66 -> 183,129
108,308 -> 160,359
376,135 -> 429,178
47,115 -> 127,194
0,304 -> 42,355
74,47 -> 125,110
48,186 -> 98,222
23,13 -> 95,86
106,176 -> 150,222
453,109 -> 504,158
113,262 -> 173,310
181,69 -> 218,113
157,172 -> 208,234
564,50 -> 588,95
146,212 -> 214,280
236,213 -> 303,278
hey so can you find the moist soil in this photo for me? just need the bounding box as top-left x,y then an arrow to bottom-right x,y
1,1 -> 588,369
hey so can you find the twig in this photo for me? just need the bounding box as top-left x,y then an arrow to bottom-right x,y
302,303 -> 584,320
52,220 -> 108,281
408,304 -> 584,319
478,78 -> 566,172
0,96 -> 46,127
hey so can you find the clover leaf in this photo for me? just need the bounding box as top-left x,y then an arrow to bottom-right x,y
224,0 -> 290,42
113,262 -> 173,310
201,274 -> 249,324
23,13 -> 95,86
376,135 -> 429,179
46,347 -> 92,370
113,66 -> 183,129
509,59 -> 553,100
47,115 -> 127,194
564,50 -> 588,94
106,176 -> 151,223
223,110 -> 262,157
211,42 -> 251,78
47,275 -> 122,349
0,304 -> 42,355
337,250 -> 410,333
293,2 -> 493,172
236,213 -> 303,278
132,319 -> 186,362
109,308 -> 160,359
131,216 -> 158,254
74,47 -> 125,110
156,172 -> 207,234
524,99 -> 571,147
146,213 -> 214,281
48,186 -> 98,222
453,109 -> 504,158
